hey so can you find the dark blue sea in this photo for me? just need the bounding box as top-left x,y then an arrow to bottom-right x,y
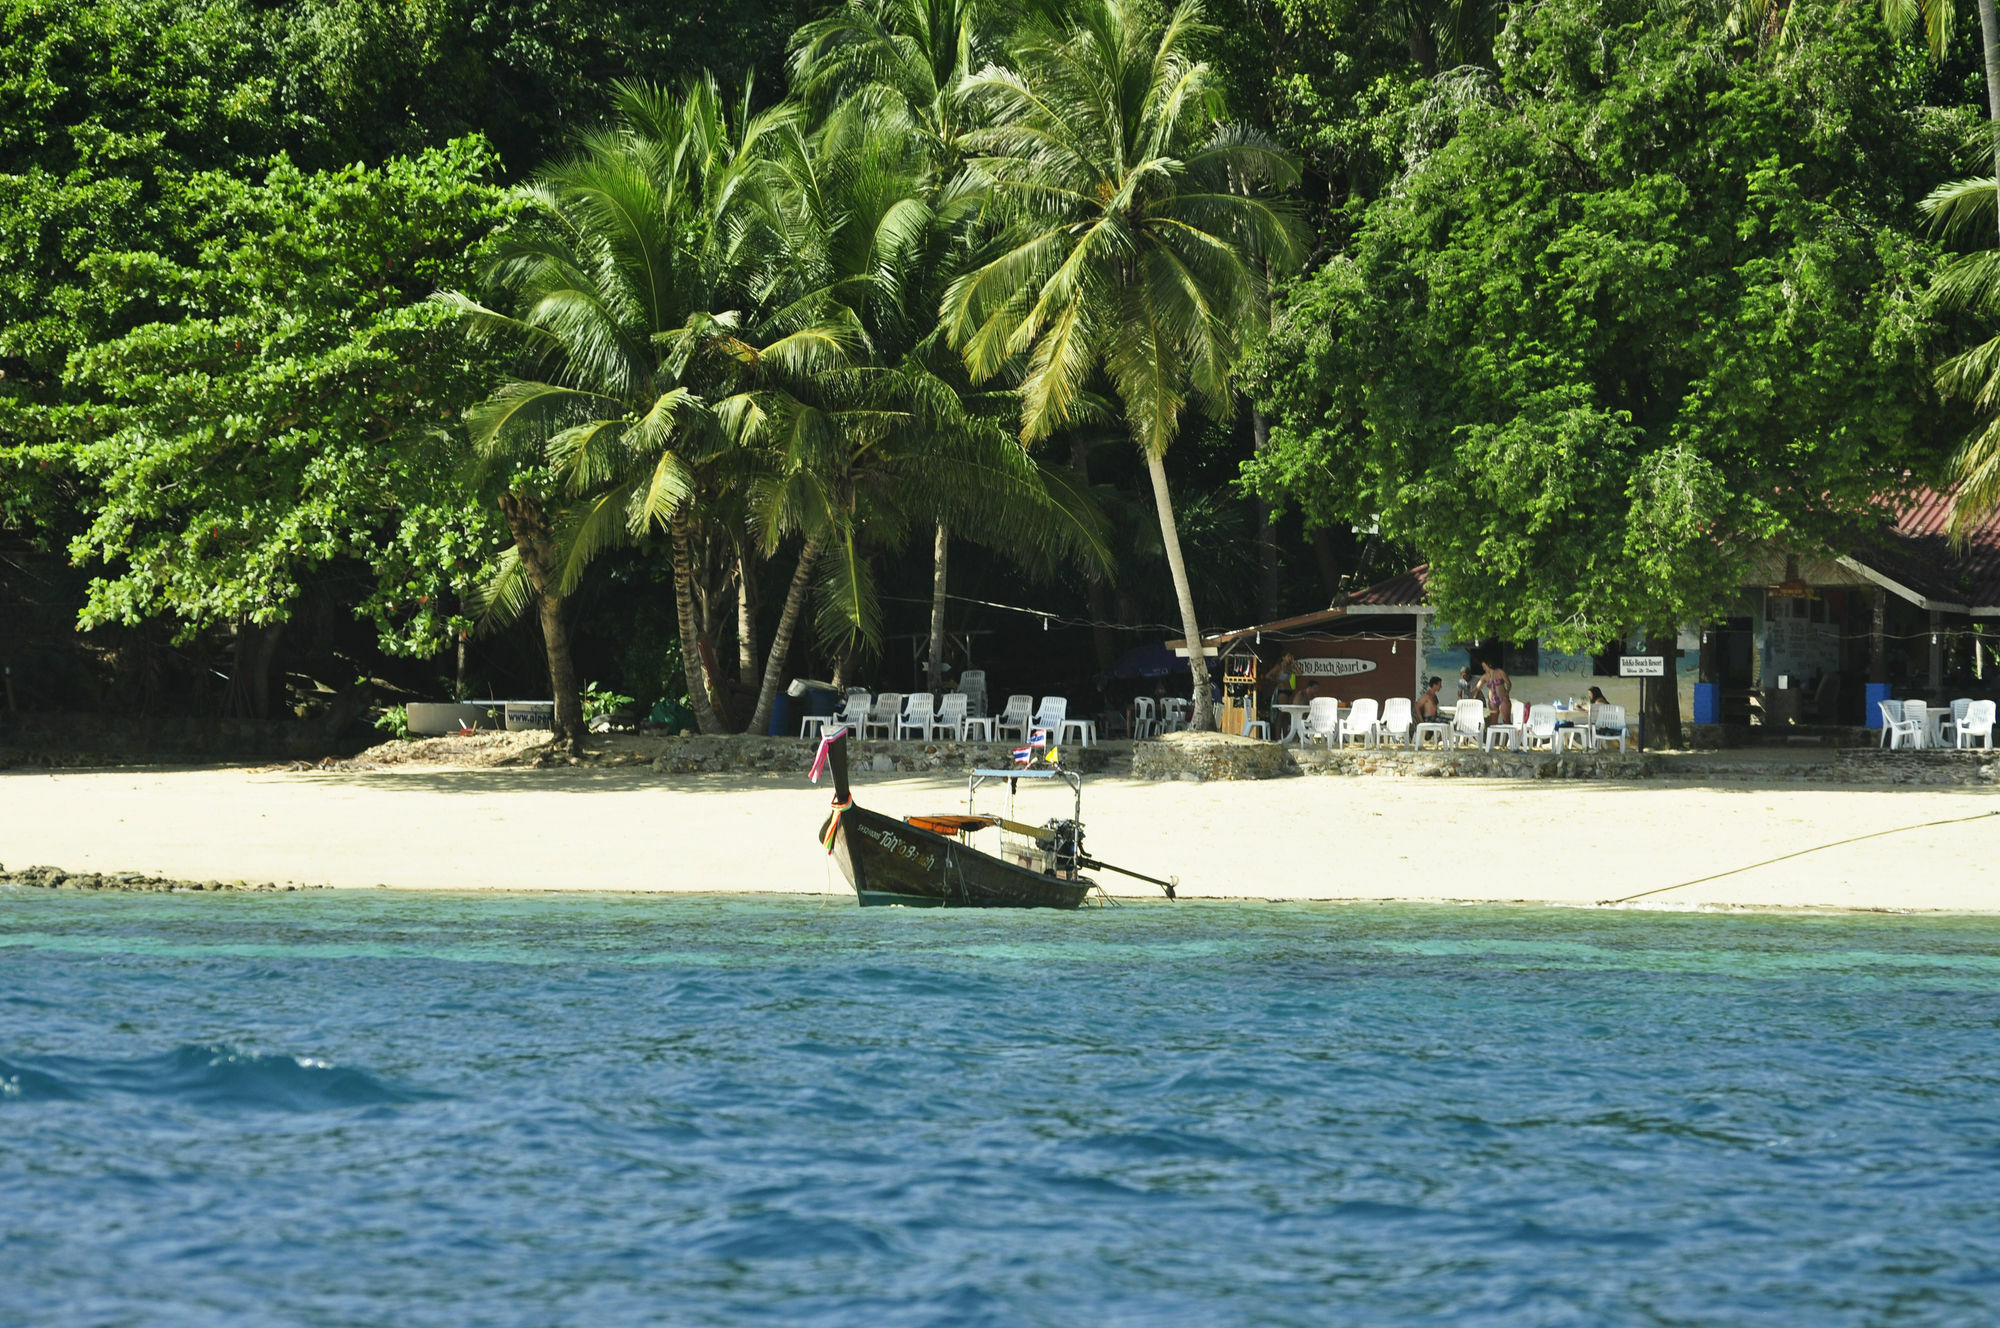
4,889 -> 1999,1326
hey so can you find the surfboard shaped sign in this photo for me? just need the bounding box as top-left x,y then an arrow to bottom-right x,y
1294,657 -> 1379,678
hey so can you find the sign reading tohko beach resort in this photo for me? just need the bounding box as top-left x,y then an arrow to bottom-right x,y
1618,655 -> 1666,678
1294,658 -> 1379,678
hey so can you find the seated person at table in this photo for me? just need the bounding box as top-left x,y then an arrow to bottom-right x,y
1414,676 -> 1443,722
1584,686 -> 1608,708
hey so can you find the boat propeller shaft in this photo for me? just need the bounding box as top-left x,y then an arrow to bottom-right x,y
1077,857 -> 1177,901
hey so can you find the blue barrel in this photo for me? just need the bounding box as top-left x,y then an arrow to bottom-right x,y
1864,682 -> 1891,729
1692,682 -> 1720,725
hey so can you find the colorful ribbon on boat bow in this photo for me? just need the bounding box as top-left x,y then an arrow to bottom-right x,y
820,798 -> 850,854
808,724 -> 848,784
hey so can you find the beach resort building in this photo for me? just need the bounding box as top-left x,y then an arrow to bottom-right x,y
1172,487 -> 2000,736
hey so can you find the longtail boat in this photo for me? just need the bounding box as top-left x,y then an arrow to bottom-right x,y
810,727 -> 1175,909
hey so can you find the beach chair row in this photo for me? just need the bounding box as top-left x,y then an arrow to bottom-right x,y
1281,697 -> 1632,752
803,690 -> 1098,747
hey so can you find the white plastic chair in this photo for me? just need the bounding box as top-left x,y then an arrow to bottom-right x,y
1877,698 -> 1905,749
932,692 -> 967,740
1160,698 -> 1189,733
1523,704 -> 1560,751
863,692 -> 902,739
1485,698 -> 1527,751
957,670 -> 988,716
1378,697 -> 1413,747
1945,697 -> 1972,746
1956,699 -> 1996,749
1591,704 -> 1630,752
1031,697 -> 1068,740
994,694 -> 1034,741
1450,699 -> 1484,748
1898,699 -> 1930,750
800,691 -> 860,739
1132,697 -> 1157,739
896,692 -> 936,740
1301,696 -> 1341,748
1338,698 -> 1380,748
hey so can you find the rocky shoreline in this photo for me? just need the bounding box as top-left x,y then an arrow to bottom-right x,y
0,864 -> 322,893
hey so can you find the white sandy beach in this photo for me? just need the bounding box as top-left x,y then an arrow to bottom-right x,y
3,763 -> 1996,909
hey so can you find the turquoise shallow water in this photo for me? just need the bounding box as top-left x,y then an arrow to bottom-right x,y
4,889 -> 2000,1326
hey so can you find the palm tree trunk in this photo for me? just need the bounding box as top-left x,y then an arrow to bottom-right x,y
1252,408 -> 1279,621
1980,0 -> 2000,240
671,513 -> 726,735
1144,450 -> 1214,730
747,533 -> 825,737
926,522 -> 949,694
1071,436 -> 1117,672
498,493 -> 583,751
737,545 -> 759,687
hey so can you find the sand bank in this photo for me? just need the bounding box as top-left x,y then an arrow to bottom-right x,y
4,763 -> 1997,910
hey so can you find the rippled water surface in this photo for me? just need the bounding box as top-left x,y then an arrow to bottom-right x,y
5,889 -> 2000,1326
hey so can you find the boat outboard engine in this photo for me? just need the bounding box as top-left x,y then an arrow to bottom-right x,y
1040,818 -> 1085,878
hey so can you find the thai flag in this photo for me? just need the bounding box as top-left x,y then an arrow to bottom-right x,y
809,725 -> 848,783
1012,730 -> 1048,764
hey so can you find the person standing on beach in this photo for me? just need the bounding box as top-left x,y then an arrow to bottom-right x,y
1456,666 -> 1476,702
1476,660 -> 1511,728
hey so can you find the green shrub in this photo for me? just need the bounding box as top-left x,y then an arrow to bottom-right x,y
373,705 -> 410,741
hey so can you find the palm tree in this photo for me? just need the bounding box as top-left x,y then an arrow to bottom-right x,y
794,0 -> 1015,694
1731,2 -> 2000,224
1881,0 -> 2000,194
944,0 -> 1304,729
1920,175 -> 2000,534
467,488 -> 587,750
446,79 -> 855,737
747,108 -> 1111,703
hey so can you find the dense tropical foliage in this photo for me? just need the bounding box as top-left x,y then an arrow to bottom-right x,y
2,0 -> 1995,743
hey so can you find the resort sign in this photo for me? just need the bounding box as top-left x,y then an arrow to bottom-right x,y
1619,655 -> 1666,678
1295,657 -> 1378,678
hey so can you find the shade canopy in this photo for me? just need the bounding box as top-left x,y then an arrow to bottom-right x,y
1112,642 -> 1191,678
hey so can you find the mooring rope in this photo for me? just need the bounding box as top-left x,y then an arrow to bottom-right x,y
1601,809 -> 2000,906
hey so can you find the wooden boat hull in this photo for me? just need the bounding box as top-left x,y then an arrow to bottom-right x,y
826,804 -> 1091,909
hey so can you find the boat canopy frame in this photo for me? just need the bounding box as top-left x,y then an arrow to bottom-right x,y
968,766 -> 1083,827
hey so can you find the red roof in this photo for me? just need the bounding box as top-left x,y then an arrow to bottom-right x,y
1856,488 -> 2000,611
1343,564 -> 1431,607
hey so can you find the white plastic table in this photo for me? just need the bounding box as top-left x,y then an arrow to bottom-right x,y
1272,704 -> 1311,745
1551,708 -> 1595,751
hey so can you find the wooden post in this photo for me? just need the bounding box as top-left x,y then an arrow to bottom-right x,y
1929,609 -> 1944,693
1413,612 -> 1428,700
1870,590 -> 1887,684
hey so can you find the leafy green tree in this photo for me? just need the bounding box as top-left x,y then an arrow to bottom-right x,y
945,0 -> 1304,730
1248,0 -> 1956,743
61,139 -> 513,716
